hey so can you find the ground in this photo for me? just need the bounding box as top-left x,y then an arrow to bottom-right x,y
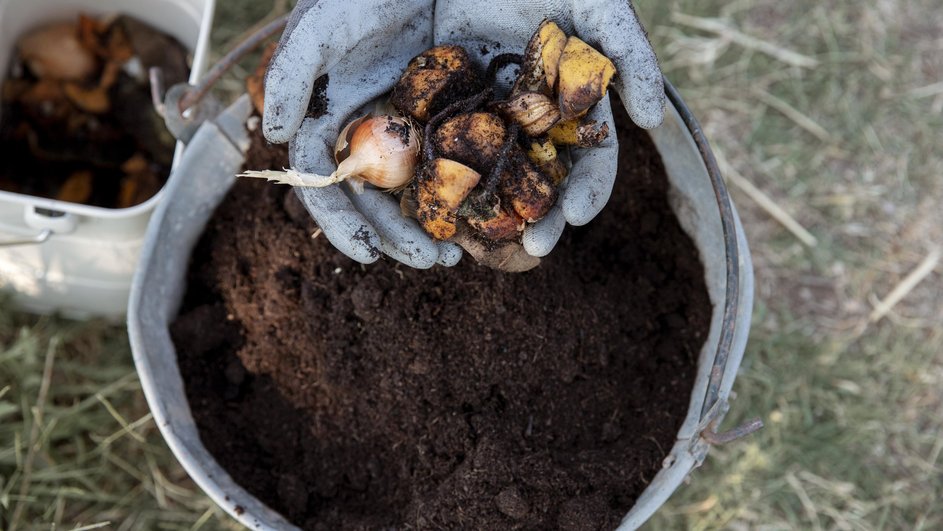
1,0 -> 941,529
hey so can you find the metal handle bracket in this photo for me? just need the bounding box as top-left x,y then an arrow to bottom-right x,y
0,229 -> 52,248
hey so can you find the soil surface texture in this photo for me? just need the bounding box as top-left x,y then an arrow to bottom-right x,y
172,104 -> 712,530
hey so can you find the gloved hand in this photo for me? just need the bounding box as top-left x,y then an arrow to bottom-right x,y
264,0 -> 454,268
263,0 -> 664,266
434,0 -> 664,256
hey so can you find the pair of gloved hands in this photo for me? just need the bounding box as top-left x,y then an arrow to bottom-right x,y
263,0 -> 664,268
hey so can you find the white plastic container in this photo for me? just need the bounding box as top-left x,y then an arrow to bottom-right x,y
0,0 -> 215,319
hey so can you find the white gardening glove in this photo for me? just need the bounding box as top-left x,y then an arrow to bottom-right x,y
434,0 -> 665,256
263,0 -> 463,268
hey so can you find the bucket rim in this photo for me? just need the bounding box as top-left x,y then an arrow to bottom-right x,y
614,78 -> 754,530
663,78 -> 741,426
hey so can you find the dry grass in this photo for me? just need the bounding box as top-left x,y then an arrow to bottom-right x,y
2,0 -> 941,529
0,310 -> 239,530
639,0 -> 943,529
0,6 -> 274,531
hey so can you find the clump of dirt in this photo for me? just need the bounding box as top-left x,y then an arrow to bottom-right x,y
0,15 -> 189,208
172,102 -> 711,530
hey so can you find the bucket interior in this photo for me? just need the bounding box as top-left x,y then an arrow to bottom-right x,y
0,0 -> 208,216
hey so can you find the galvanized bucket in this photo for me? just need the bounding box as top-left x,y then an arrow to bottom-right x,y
128,80 -> 755,530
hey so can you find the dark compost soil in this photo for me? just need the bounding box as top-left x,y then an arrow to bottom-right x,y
171,104 -> 712,530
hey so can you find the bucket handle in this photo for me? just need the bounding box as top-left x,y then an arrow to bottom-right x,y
0,228 -> 52,248
0,206 -> 78,247
665,79 -> 764,445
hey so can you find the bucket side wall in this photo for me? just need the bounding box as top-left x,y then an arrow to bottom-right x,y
617,94 -> 755,530
129,120 -> 298,531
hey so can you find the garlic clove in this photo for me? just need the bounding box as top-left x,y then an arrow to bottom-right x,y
464,201 -> 525,241
495,92 -> 561,137
391,45 -> 481,122
513,19 -> 568,96
452,223 -> 541,272
527,139 -> 568,186
337,115 -> 420,190
334,115 -> 372,163
240,114 -> 420,191
499,151 -> 557,223
547,119 -> 609,148
425,158 -> 481,211
539,23 -> 568,92
18,22 -> 98,81
391,69 -> 452,122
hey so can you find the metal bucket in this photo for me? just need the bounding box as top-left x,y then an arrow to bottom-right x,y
0,0 -> 215,319
128,81 -> 755,530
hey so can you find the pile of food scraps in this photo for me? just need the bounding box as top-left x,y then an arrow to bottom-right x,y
0,14 -> 189,208
243,20 -> 617,268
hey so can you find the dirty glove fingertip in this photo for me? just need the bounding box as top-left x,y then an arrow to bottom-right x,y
523,206 -> 566,257
436,242 -> 463,267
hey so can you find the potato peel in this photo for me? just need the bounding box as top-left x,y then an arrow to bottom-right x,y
499,151 -> 558,223
513,19 -> 568,96
547,119 -> 610,148
417,159 -> 482,240
434,112 -> 507,173
391,46 -> 480,122
557,37 -> 616,121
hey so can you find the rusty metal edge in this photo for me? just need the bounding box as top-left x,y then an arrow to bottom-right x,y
663,79 -> 742,425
